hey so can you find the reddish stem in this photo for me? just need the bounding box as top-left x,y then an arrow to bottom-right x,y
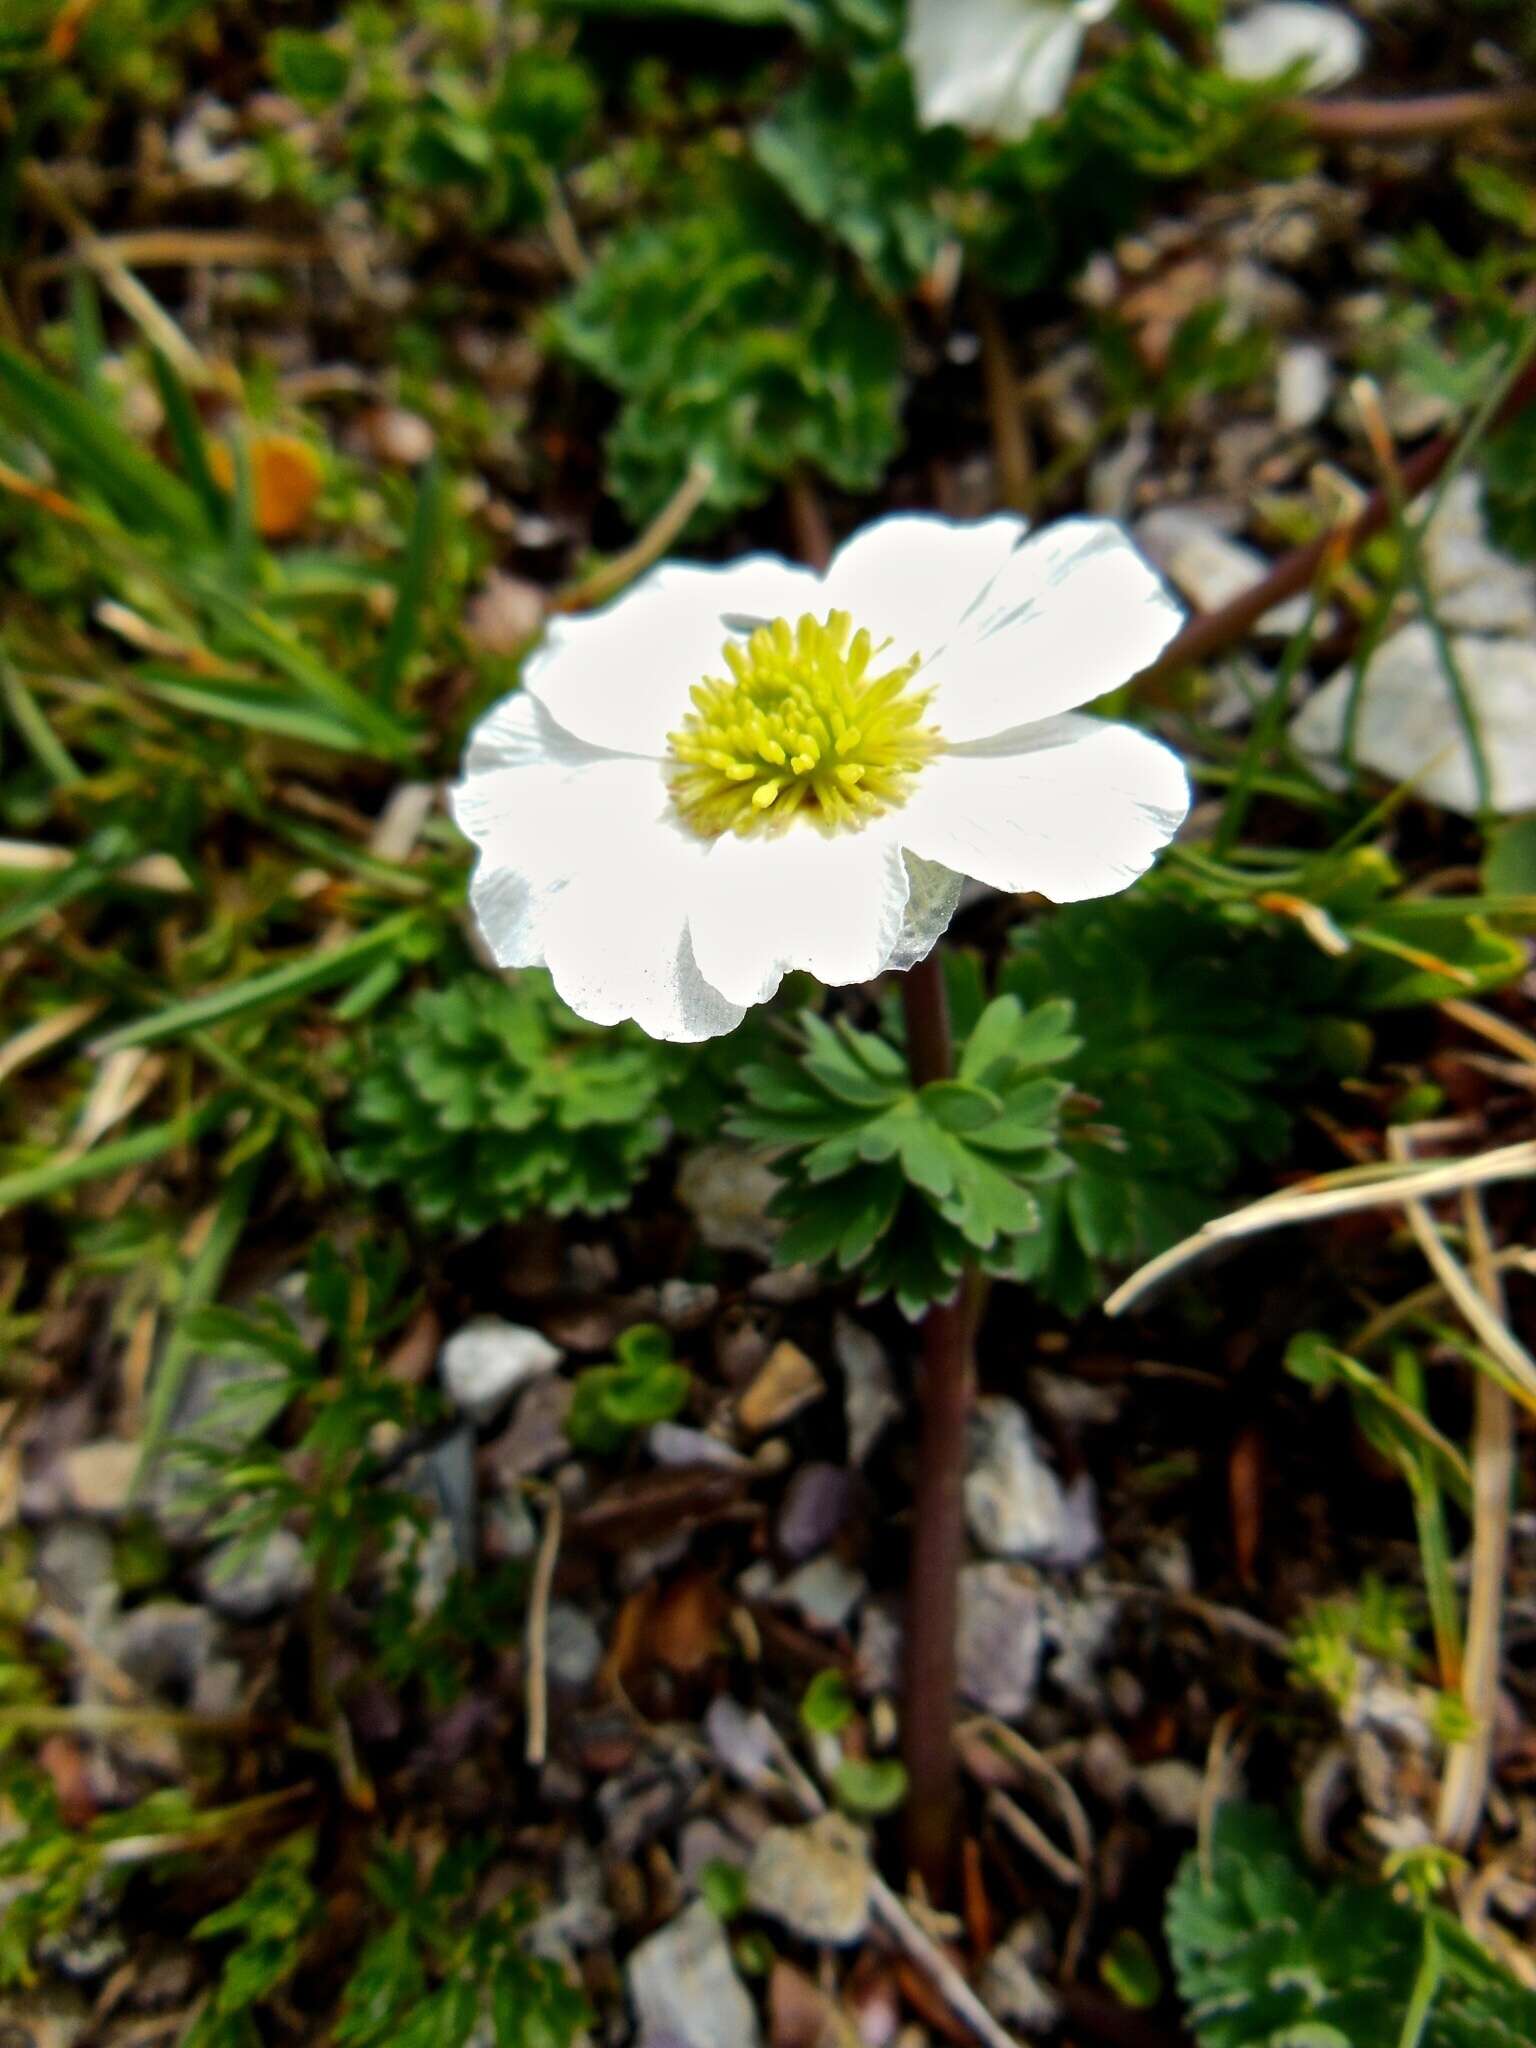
785,471 -> 833,575
900,950 -> 975,1898
1292,85 -> 1536,142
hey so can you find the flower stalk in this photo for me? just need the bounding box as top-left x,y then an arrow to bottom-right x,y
900,948 -> 975,1896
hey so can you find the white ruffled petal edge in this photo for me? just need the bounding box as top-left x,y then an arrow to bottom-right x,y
820,511 -> 1029,669
896,714 -> 1190,901
454,695 -> 744,1040
687,825 -> 915,1010
904,0 -> 1106,141
920,518 -> 1185,742
1218,2 -> 1365,90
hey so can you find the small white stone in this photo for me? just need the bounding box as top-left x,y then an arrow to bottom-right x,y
748,1815 -> 872,1945
438,1318 -> 562,1423
676,1145 -> 783,1260
1136,507 -> 1314,638
981,1920 -> 1061,2031
773,1555 -> 866,1635
834,1314 -> 899,1468
36,1523 -> 114,1615
60,1442 -> 140,1517
544,1601 -> 603,1690
1276,342 -> 1332,432
957,1565 -> 1044,1719
1422,473 -> 1536,636
1219,3 -> 1365,90
198,1528 -> 312,1620
965,1398 -> 1097,1565
627,1901 -> 762,2048
1290,621 -> 1536,816
1136,1758 -> 1207,1828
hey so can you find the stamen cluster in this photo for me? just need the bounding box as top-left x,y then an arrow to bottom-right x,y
667,610 -> 942,837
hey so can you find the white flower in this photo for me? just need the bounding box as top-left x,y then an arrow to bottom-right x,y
1218,3 -> 1366,91
452,514 -> 1189,1042
904,0 -> 1116,142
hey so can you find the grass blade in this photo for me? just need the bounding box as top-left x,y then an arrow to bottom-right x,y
373,450 -> 442,707
0,341 -> 209,542
132,669 -> 376,753
0,1097 -> 230,1215
147,345 -> 229,533
90,910 -> 422,1053
136,1149 -> 269,1478
0,644 -> 81,783
187,578 -> 417,760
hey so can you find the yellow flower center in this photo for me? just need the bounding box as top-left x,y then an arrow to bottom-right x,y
666,610 -> 943,838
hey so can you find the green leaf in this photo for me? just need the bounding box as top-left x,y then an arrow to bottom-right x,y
831,1757 -> 907,1815
800,1669 -> 856,1734
1168,1804 -> 1536,2048
1100,1929 -> 1162,2011
146,347 -> 230,533
129,670 -> 378,752
93,913 -> 423,1054
372,451 -> 443,707
921,1080 -> 1003,1133
0,1097 -> 231,1216
1347,902 -> 1524,1008
0,342 -> 209,543
1481,814 -> 1536,896
269,28 -> 350,107
751,57 -> 958,296
734,994 -> 1071,1316
550,165 -> 903,528
698,1859 -> 749,1921
1001,891 -> 1339,1305
345,972 -> 680,1237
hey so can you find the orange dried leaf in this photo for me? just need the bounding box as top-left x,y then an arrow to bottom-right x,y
208,433 -> 323,538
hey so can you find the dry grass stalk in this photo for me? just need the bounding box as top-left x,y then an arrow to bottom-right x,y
1435,1187 -> 1516,1856
1104,1139 -> 1536,1319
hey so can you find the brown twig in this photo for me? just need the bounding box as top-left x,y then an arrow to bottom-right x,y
1292,86 -> 1536,143
975,293 -> 1034,516
525,1484 -> 563,1767
1132,353 -> 1536,695
22,163 -> 203,380
785,471 -> 833,576
551,461 -> 716,614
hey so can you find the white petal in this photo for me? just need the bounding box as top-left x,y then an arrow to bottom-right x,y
452,691 -> 676,969
820,510 -> 1029,670
904,0 -> 1103,141
687,826 -> 913,1009
453,690 -> 626,845
1289,622 -> 1536,819
1218,3 -> 1365,90
920,518 -> 1185,743
522,554 -> 821,757
887,854 -> 964,973
897,714 -> 1190,900
541,822 -> 746,1043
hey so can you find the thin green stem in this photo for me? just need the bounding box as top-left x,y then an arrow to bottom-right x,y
1397,1921 -> 1443,2048
1394,1348 -> 1462,1691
